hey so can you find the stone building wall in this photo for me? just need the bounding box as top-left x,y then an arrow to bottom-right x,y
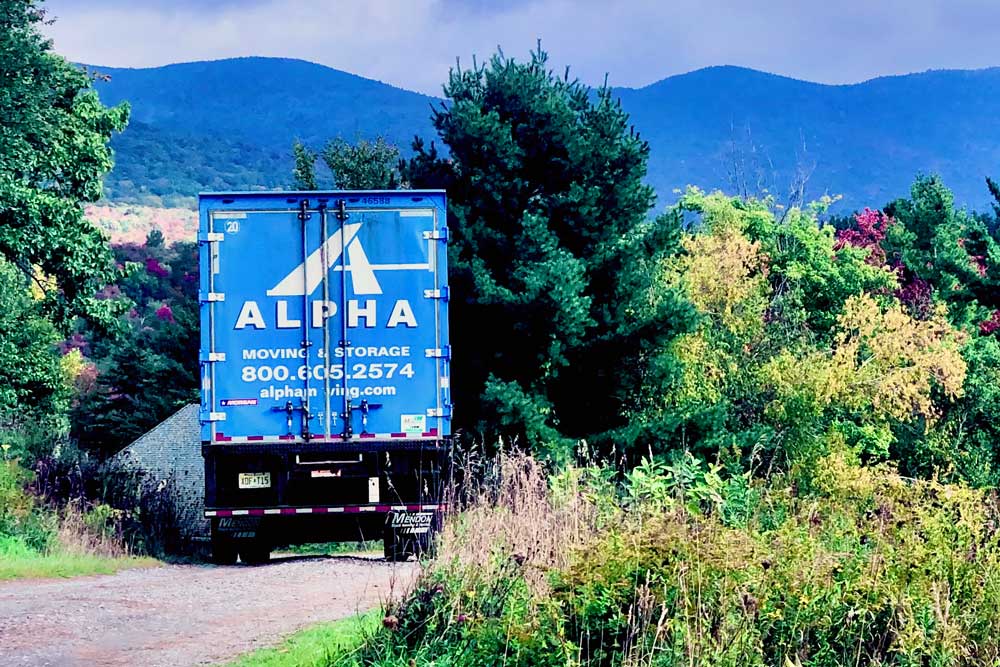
112,404 -> 208,540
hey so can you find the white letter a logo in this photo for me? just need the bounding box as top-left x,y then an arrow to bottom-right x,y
267,222 -> 382,296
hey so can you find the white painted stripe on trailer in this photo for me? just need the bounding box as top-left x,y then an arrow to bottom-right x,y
206,504 -> 445,517
331,263 -> 430,272
221,434 -> 440,443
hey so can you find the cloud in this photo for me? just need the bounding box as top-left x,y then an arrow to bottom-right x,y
43,0 -> 1000,95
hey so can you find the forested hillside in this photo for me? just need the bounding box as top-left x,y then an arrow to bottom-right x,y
91,57 -> 1000,211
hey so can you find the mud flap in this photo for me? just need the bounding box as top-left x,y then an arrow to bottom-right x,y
383,511 -> 438,561
215,515 -> 262,540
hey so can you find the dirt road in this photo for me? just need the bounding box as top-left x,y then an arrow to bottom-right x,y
0,554 -> 417,667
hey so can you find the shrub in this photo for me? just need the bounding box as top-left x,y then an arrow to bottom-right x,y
556,453 -> 1000,667
352,450 -> 1000,667
0,460 -> 56,553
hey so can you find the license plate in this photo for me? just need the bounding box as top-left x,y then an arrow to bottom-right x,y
238,472 -> 271,489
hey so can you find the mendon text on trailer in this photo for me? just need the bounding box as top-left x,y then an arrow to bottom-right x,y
198,190 -> 451,563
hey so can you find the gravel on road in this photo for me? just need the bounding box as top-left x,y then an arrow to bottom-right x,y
0,554 -> 418,667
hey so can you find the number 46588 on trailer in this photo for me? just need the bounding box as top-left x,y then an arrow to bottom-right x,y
198,190 -> 452,564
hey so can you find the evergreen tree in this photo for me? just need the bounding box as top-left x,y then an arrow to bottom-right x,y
988,176 -> 1000,219
401,47 -> 693,456
292,140 -> 318,190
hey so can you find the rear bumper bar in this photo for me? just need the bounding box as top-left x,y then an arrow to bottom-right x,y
205,503 -> 446,517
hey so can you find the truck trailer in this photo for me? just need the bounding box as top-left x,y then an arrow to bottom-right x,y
198,191 -> 451,563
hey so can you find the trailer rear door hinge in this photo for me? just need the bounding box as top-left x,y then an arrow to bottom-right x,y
424,346 -> 451,359
200,352 -> 226,363
200,292 -> 225,303
422,229 -> 449,241
426,405 -> 453,418
198,232 -> 224,243
423,287 -> 449,300
201,411 -> 226,422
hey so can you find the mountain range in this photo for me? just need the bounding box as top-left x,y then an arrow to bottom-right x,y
91,57 -> 1000,213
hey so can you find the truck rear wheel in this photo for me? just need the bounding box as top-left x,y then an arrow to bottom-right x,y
238,540 -> 271,565
210,533 -> 238,565
383,526 -> 414,562
383,523 -> 435,562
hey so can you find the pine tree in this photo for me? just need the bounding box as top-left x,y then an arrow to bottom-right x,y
401,47 -> 693,456
292,140 -> 318,190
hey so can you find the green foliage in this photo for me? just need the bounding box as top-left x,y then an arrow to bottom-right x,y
0,0 -> 129,329
557,455 -> 1000,667
72,237 -> 199,456
350,451 -> 1000,666
0,259 -> 72,448
322,136 -> 400,189
226,611 -> 379,667
886,175 -> 1000,325
0,460 -> 55,553
351,562 -> 570,667
292,140 -> 318,190
636,189 -> 967,477
401,46 -> 693,456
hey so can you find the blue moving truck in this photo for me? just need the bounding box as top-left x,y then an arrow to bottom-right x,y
198,191 -> 451,563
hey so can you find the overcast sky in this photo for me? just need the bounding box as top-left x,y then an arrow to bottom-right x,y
43,0 -> 1000,95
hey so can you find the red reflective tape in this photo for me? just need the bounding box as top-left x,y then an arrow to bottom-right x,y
248,509 -> 265,516
215,433 -> 232,442
279,434 -> 296,440
390,432 -> 407,438
375,504 -> 391,512
312,507 -> 328,513
427,428 -> 439,436
359,432 -> 376,439
215,510 -> 233,517
280,508 -> 297,515
344,506 -> 360,513
246,435 -> 264,441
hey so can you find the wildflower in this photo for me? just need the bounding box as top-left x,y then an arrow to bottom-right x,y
155,304 -> 175,323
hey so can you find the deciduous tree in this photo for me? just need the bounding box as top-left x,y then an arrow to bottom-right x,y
0,0 -> 129,329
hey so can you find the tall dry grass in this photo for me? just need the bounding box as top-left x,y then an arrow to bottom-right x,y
430,449 -> 606,600
56,501 -> 130,559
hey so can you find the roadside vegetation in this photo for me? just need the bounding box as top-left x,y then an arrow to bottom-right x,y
226,611 -> 379,667
300,47 -> 1000,666
0,460 -> 155,580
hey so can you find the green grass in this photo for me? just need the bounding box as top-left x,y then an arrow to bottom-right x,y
282,541 -> 379,556
224,609 -> 380,667
0,534 -> 158,581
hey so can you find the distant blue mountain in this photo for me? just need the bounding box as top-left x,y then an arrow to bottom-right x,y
91,57 -> 1000,212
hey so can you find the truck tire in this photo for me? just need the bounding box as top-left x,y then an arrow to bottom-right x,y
238,540 -> 271,566
382,526 -> 413,562
383,523 -> 435,562
211,534 -> 238,565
